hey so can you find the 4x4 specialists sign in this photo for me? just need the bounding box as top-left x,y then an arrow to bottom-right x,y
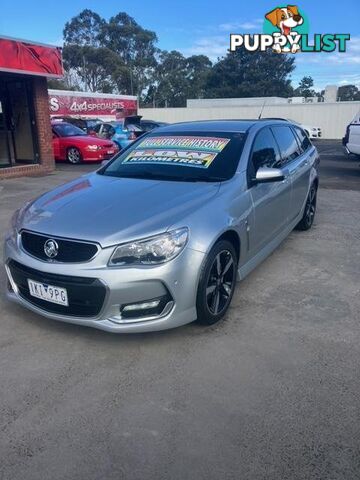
48,90 -> 138,121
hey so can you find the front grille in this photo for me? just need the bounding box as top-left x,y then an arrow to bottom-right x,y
8,260 -> 106,317
21,231 -> 98,263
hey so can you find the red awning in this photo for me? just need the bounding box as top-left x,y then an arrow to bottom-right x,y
0,36 -> 63,78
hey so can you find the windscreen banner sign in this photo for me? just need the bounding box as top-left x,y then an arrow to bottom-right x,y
49,94 -> 138,118
124,136 -> 230,168
230,5 -> 350,54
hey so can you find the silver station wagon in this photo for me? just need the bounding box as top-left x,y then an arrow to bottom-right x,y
5,120 -> 319,333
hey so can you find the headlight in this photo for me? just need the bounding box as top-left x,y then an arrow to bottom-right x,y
86,145 -> 101,151
109,228 -> 189,266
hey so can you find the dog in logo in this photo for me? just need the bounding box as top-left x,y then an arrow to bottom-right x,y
265,5 -> 303,53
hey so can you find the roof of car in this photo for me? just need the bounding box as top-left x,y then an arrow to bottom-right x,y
141,119 -> 168,124
155,119 -> 289,133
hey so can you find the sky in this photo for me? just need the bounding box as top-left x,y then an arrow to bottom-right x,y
1,0 -> 359,91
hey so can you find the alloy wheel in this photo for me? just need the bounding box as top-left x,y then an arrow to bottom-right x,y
67,148 -> 81,164
305,187 -> 316,227
206,249 -> 235,315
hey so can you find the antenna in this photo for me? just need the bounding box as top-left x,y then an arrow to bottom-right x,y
258,99 -> 267,119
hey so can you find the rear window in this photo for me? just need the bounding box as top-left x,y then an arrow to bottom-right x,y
271,125 -> 302,164
293,126 -> 312,152
101,131 -> 245,182
53,123 -> 86,137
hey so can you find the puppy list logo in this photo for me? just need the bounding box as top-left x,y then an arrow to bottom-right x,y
230,5 -> 350,54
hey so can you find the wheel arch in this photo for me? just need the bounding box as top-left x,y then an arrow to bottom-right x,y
212,229 -> 241,264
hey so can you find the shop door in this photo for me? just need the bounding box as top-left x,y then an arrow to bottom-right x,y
6,79 -> 39,164
0,86 -> 14,167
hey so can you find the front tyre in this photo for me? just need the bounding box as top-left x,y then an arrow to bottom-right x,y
196,240 -> 237,325
67,147 -> 82,164
295,184 -> 317,231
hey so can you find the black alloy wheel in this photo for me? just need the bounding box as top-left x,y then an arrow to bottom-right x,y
197,240 -> 237,325
296,184 -> 317,230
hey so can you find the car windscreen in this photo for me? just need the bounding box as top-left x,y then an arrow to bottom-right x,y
126,124 -> 143,132
100,131 -> 245,182
110,122 -> 142,132
87,120 -> 100,128
52,123 -> 87,137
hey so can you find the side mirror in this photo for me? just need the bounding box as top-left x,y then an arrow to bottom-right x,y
254,167 -> 285,183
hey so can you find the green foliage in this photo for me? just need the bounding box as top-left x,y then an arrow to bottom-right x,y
143,51 -> 212,107
337,84 -> 360,101
205,48 -> 295,99
47,79 -> 75,91
64,9 -> 106,47
61,9 -> 300,106
63,45 -> 123,93
101,12 -> 158,95
294,76 -> 316,98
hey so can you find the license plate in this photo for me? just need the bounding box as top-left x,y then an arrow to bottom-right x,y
28,279 -> 68,306
107,149 -> 115,154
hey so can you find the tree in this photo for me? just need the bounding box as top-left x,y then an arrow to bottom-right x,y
185,55 -> 213,100
142,51 -> 212,107
63,45 -> 123,92
100,12 -> 158,95
294,76 -> 316,98
63,9 -> 105,47
337,84 -> 360,101
47,79 -> 75,91
205,48 -> 295,98
144,50 -> 189,107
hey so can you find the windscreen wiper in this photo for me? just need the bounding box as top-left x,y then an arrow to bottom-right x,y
102,171 -> 224,182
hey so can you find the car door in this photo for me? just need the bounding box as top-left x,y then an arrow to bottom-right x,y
272,125 -> 311,222
248,126 -> 292,254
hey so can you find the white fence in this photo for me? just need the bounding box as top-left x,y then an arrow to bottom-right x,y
139,102 -> 360,139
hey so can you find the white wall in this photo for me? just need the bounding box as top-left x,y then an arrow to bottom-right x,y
187,97 -> 288,107
139,102 -> 360,139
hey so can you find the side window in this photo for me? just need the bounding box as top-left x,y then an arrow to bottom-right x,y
293,126 -> 311,152
250,127 -> 281,171
271,126 -> 302,164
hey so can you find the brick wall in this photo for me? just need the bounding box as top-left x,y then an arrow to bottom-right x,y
0,75 -> 55,179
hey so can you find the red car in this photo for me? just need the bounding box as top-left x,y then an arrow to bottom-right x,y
52,121 -> 119,164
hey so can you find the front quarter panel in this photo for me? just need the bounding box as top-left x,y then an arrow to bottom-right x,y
168,173 -> 252,266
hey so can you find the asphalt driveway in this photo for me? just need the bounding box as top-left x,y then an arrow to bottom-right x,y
0,141 -> 359,480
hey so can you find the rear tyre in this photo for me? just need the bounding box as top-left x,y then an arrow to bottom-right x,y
196,240 -> 237,326
67,147 -> 82,164
295,183 -> 317,231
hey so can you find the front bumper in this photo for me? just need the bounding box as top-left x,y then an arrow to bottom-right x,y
82,149 -> 118,162
4,233 -> 205,333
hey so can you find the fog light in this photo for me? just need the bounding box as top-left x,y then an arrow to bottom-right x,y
123,300 -> 160,312
120,294 -> 173,320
